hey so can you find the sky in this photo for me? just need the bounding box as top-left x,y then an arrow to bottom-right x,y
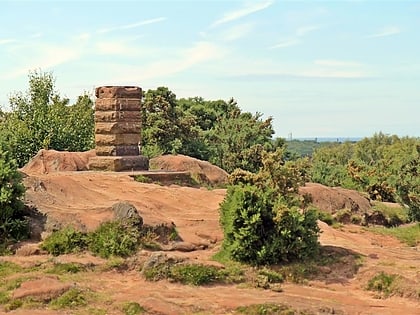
1,0 -> 419,138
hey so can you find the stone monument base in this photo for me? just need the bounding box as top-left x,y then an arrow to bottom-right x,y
88,156 -> 149,172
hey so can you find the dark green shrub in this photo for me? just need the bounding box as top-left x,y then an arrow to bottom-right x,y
41,226 -> 88,256
0,141 -> 28,249
88,220 -> 140,258
220,185 -> 319,265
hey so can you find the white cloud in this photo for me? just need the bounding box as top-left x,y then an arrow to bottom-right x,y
211,0 -> 274,27
270,25 -> 321,50
314,59 -> 362,67
97,17 -> 166,34
367,26 -> 401,38
270,39 -> 301,49
296,25 -> 321,37
221,23 -> 255,41
0,39 -> 16,45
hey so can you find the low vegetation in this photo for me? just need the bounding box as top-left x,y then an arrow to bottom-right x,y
235,303 -> 314,315
366,223 -> 420,247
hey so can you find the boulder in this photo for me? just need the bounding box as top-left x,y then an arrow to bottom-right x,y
111,201 -> 143,226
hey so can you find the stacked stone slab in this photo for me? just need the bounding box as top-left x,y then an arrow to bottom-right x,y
88,86 -> 149,171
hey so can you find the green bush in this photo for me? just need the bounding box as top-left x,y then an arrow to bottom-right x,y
88,220 -> 140,258
220,184 -> 319,265
366,272 -> 398,297
41,226 -> 88,256
0,141 -> 28,249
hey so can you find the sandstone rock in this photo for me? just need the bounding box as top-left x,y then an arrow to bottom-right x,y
95,145 -> 140,156
111,201 -> 143,226
88,156 -> 149,171
95,133 -> 140,146
95,122 -> 142,134
95,98 -> 141,111
12,276 -> 74,301
95,110 -> 141,122
95,86 -> 142,99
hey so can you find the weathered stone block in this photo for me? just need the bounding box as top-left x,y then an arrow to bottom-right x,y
95,86 -> 142,99
95,122 -> 141,134
95,111 -> 141,122
95,145 -> 140,156
88,156 -> 149,171
95,133 -> 140,146
95,98 -> 141,111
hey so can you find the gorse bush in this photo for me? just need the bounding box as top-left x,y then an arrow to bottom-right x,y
41,226 -> 88,256
88,220 -> 141,258
310,133 -> 419,221
220,149 -> 320,266
0,141 -> 28,249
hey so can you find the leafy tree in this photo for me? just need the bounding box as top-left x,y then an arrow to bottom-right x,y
310,133 -> 420,221
0,70 -> 94,166
207,108 -> 276,173
0,141 -> 28,247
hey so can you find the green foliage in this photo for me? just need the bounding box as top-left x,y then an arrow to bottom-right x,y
143,262 -> 223,286
41,226 -> 88,256
236,303 -> 310,315
310,133 -> 420,221
366,272 -> 398,297
122,301 -> 146,315
0,70 -> 94,167
220,150 -> 319,265
367,223 -> 420,247
141,87 -> 277,172
169,264 -> 221,285
0,141 -> 28,248
88,220 -> 140,258
49,287 -> 88,309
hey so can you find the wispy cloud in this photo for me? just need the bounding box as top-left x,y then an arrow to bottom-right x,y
270,39 -> 301,49
221,23 -> 255,41
97,17 -> 166,34
296,25 -> 321,37
367,26 -> 401,38
0,39 -> 16,45
271,24 -> 321,49
315,59 -> 362,67
211,0 -> 273,28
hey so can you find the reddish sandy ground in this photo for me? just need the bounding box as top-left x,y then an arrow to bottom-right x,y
1,152 -> 419,314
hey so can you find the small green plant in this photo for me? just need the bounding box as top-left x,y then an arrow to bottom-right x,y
236,303 -> 309,315
41,226 -> 88,256
49,287 -> 88,309
122,301 -> 146,315
0,290 -> 10,304
170,264 -> 221,285
366,272 -> 398,298
134,175 -> 152,183
88,220 -> 140,258
317,210 -> 335,226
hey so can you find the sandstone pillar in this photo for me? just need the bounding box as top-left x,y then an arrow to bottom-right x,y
88,86 -> 149,171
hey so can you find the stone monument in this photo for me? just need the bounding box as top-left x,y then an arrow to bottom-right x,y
88,86 -> 149,171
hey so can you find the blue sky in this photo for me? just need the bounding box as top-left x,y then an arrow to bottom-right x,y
1,0 -> 419,138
